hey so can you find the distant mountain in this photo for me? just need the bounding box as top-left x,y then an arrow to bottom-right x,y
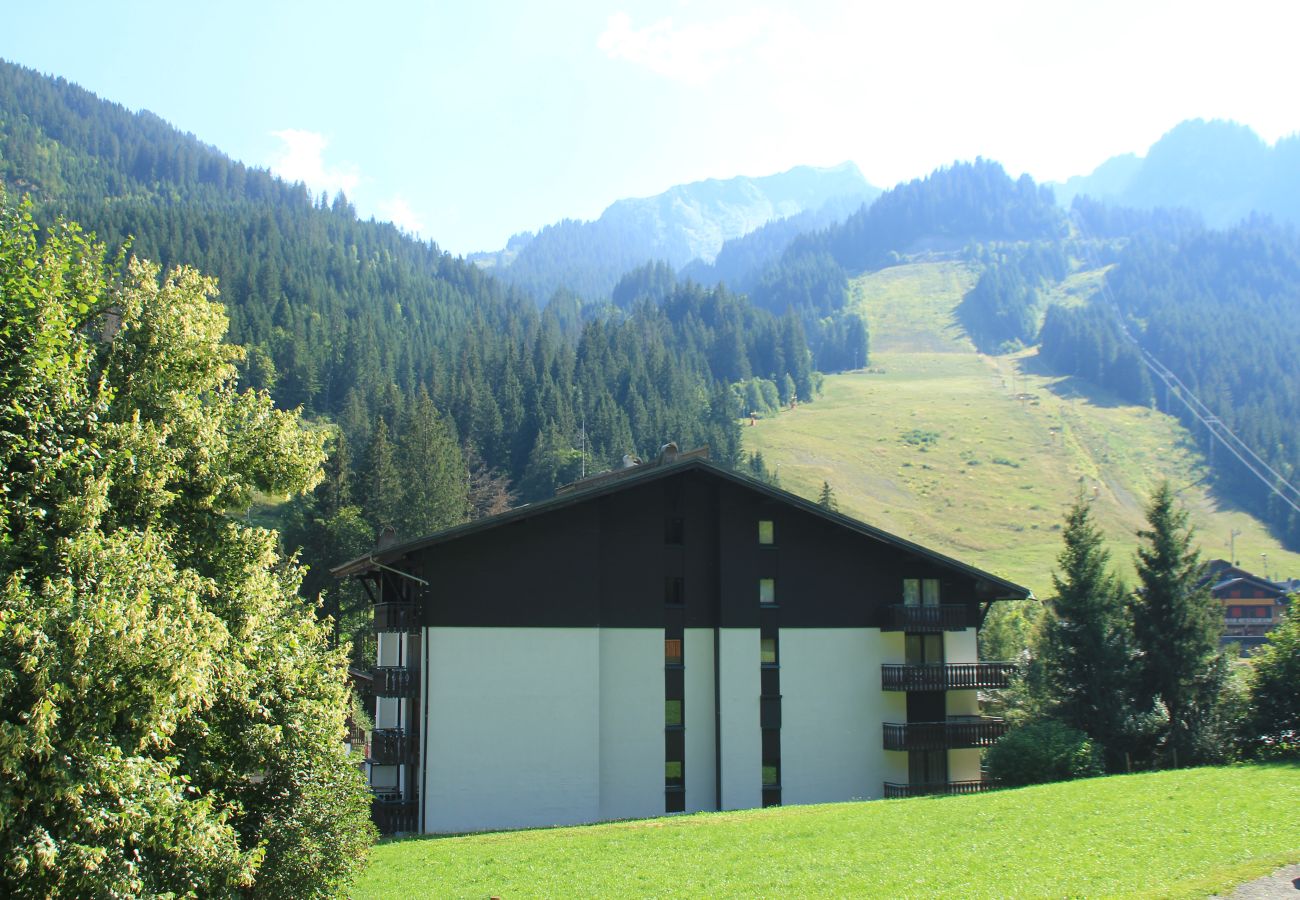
1054,119 -> 1300,228
473,162 -> 878,302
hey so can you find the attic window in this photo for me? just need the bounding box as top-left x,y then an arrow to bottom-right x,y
759,578 -> 776,606
758,520 -> 775,545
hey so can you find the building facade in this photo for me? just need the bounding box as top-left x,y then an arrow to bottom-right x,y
1203,559 -> 1293,653
334,455 -> 1029,835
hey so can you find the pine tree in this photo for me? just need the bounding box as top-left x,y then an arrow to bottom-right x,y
361,417 -> 402,533
1131,481 -> 1225,764
818,481 -> 839,512
1035,496 -> 1139,768
396,390 -> 471,539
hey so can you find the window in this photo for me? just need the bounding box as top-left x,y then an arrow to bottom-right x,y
905,633 -> 944,665
1228,606 -> 1242,618
664,576 -> 684,606
665,697 -> 686,728
758,519 -> 775,545
762,764 -> 780,787
1258,606 -> 1272,618
761,637 -> 778,666
922,578 -> 941,606
759,578 -> 776,605
909,749 -> 947,785
665,516 -> 684,545
665,761 -> 683,788
903,578 -> 920,606
665,639 -> 682,665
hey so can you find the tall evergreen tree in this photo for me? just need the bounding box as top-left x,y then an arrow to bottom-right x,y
1131,481 -> 1225,764
1035,496 -> 1139,768
818,481 -> 839,512
396,390 -> 471,539
361,417 -> 401,533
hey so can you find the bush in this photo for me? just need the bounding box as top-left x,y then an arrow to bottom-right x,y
986,719 -> 1104,787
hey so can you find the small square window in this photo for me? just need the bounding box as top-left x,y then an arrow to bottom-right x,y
759,578 -> 776,605
665,700 -> 683,726
666,761 -> 683,788
665,639 -> 682,665
922,578 -> 941,606
903,579 -> 920,606
758,520 -> 775,545
762,764 -> 780,787
760,637 -> 778,666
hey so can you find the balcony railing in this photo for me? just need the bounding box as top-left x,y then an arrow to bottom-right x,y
368,727 -> 419,765
881,662 -> 1017,692
371,793 -> 419,835
373,601 -> 419,633
375,666 -> 420,698
883,780 -> 991,799
881,604 -> 970,632
882,718 -> 1008,751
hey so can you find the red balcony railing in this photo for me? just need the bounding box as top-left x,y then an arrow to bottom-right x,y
882,718 -> 1008,751
883,780 -> 991,798
881,604 -> 970,632
881,662 -> 1017,691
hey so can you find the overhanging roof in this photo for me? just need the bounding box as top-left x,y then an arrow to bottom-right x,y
331,457 -> 1033,601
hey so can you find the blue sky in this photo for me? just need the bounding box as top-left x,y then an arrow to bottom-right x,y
4,1 -> 1297,254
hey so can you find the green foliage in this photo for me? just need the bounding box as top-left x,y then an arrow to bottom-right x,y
1132,481 -> 1226,765
1034,496 -> 1142,768
985,719 -> 1104,787
817,481 -> 839,512
1241,605 -> 1300,758
0,190 -> 374,897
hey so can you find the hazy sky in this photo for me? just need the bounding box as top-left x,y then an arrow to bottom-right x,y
4,1 -> 1297,253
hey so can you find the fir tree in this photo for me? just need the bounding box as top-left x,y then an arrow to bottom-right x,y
396,390 -> 471,538
818,481 -> 839,512
1131,481 -> 1225,764
361,417 -> 402,533
1034,496 -> 1139,768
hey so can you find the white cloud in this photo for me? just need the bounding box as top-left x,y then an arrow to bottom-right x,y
378,195 -> 425,236
597,10 -> 783,85
268,129 -> 361,198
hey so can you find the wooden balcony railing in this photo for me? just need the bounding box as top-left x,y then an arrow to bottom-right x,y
373,601 -> 419,633
371,793 -> 419,835
881,604 -> 970,632
882,718 -> 1008,751
368,727 -> 419,765
375,665 -> 420,698
881,662 -> 1017,691
883,780 -> 991,799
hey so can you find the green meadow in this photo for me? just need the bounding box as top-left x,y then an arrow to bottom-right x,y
354,764 -> 1300,899
748,261 -> 1300,597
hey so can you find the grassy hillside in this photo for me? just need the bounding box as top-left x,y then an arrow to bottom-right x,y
354,764 -> 1300,898
749,261 -> 1300,597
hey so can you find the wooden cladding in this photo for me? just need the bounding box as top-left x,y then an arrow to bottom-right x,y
881,719 -> 1008,751
881,662 -> 1016,692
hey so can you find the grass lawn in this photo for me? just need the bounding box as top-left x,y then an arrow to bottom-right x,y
353,763 -> 1300,898
748,261 -> 1300,597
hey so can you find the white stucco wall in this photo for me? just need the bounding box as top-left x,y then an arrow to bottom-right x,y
598,629 -> 666,821
684,628 -> 717,813
950,748 -> 983,781
945,629 -> 982,716
717,628 -> 761,810
422,627 -> 662,834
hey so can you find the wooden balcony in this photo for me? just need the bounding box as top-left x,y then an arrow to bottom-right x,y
883,780 -> 991,799
881,604 -> 970,632
371,793 -> 419,835
373,601 -> 419,633
375,665 -> 420,698
881,662 -> 1017,692
882,718 -> 1008,751
368,727 -> 419,765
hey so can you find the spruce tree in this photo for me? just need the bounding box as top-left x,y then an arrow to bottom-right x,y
1131,481 -> 1225,764
396,390 -> 471,538
1035,496 -> 1138,768
818,481 -> 839,512
361,417 -> 402,533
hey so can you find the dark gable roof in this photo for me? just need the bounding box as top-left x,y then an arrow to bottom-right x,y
332,457 -> 1033,600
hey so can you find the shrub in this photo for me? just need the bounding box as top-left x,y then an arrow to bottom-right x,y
986,719 -> 1104,787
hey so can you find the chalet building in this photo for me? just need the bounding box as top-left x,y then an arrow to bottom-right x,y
1203,559 -> 1292,653
333,448 -> 1030,835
